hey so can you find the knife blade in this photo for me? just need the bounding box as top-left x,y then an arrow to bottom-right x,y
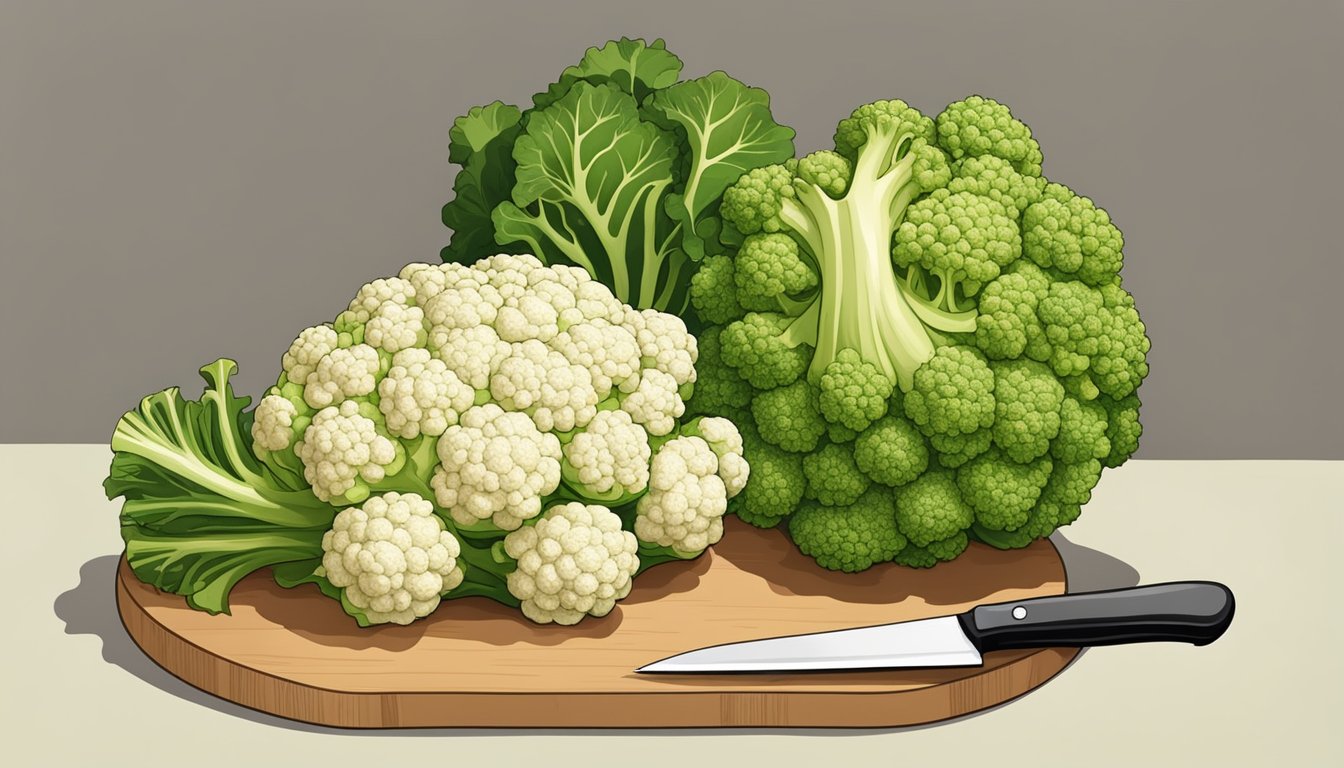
636,581 -> 1234,674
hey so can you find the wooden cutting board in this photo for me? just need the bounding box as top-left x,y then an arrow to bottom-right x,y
116,518 -> 1077,729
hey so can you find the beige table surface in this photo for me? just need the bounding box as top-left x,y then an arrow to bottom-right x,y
2,446 -> 1339,767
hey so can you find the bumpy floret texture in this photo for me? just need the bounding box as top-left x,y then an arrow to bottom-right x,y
720,313 -> 811,390
378,348 -> 474,439
834,99 -> 935,159
893,189 -> 1022,289
1022,188 -> 1124,286
751,379 -> 826,453
789,490 -> 906,572
719,164 -> 799,235
504,503 -> 639,625
903,347 -> 996,438
936,95 -> 1043,176
563,409 -> 651,498
735,427 -> 805,528
635,436 -> 729,556
321,492 -> 464,625
304,344 -> 382,409
621,368 -> 685,437
691,417 -> 749,498
689,254 -> 746,325
797,151 -> 852,198
803,443 -> 870,506
894,472 -> 976,549
252,394 -> 298,452
819,349 -> 894,432
853,415 -> 928,487
431,403 -> 563,530
295,401 -> 398,503
735,234 -> 818,312
991,360 -> 1065,463
490,339 -> 599,432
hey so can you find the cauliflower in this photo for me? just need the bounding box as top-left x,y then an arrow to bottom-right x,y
377,348 -> 474,439
562,409 -> 651,500
321,492 -> 465,625
281,324 -> 339,384
503,502 -> 639,625
303,344 -> 382,409
137,255 -> 756,627
431,403 -> 563,530
634,436 -> 729,556
251,394 -> 298,452
294,400 -> 398,503
621,368 -> 685,437
490,339 -> 599,433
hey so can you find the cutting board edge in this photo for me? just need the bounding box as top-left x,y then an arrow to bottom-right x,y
115,550 -> 1080,729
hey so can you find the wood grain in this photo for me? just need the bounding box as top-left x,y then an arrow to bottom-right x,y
116,518 -> 1079,728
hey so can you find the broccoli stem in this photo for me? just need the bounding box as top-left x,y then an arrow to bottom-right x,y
791,132 -> 939,391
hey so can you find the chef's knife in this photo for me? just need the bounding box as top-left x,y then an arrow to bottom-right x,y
636,581 -> 1234,674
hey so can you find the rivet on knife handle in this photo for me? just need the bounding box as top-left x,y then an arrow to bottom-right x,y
955,581 -> 1235,653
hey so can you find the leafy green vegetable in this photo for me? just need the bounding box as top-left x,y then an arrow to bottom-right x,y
441,37 -> 795,315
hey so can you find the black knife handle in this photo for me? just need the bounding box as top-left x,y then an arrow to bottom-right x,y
957,581 -> 1235,653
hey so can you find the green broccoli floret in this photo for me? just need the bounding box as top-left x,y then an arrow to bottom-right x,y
719,164 -> 800,235
974,261 -> 1051,360
802,443 -> 871,506
789,489 -> 906,572
819,348 -> 894,432
1099,394 -> 1142,467
734,233 -> 819,313
689,254 -> 746,325
894,471 -> 975,548
834,99 -> 935,160
930,427 -> 993,468
735,428 -> 805,527
956,448 -> 1053,531
893,189 -> 1022,312
684,326 -> 754,418
1053,397 -> 1111,463
1022,185 -> 1124,286
903,346 -> 996,438
827,421 -> 859,443
1042,458 -> 1103,506
720,312 -> 813,389
796,150 -> 852,198
750,379 -> 826,453
991,359 -> 1064,463
854,415 -> 928,487
894,532 -> 971,567
1038,280 -> 1150,400
948,154 -> 1047,214
936,95 -> 1043,176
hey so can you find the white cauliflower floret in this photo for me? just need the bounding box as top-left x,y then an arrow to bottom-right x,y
566,280 -> 627,326
321,492 -> 464,626
634,436 -> 728,556
345,277 -> 417,324
251,394 -> 298,452
303,344 -> 382,409
503,502 -> 639,625
423,282 -> 504,332
364,301 -> 427,353
624,308 -> 699,386
495,294 -> 560,343
490,340 -> 599,433
479,252 -> 545,304
399,262 -> 481,306
695,416 -> 749,498
429,325 -> 511,390
281,324 -> 339,384
551,320 -> 642,398
620,368 -> 684,437
378,348 -> 474,439
295,401 -> 399,502
563,410 -> 651,497
431,404 -> 562,530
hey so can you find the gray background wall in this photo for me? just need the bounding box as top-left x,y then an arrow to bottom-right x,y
2,0 -> 1340,456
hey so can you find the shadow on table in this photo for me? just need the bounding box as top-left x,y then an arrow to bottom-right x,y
53,536 -> 1137,736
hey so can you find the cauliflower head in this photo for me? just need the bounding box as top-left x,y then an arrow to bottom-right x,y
503,502 -> 639,625
321,492 -> 464,625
